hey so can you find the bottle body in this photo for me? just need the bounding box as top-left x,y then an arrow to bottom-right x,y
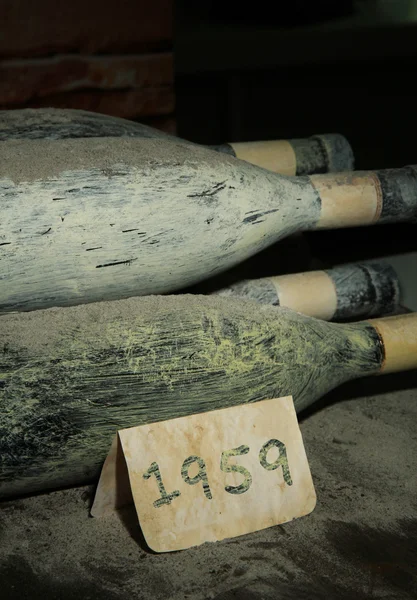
0,137 -> 318,313
0,295 -> 383,498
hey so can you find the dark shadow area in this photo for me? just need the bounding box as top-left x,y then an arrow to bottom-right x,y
213,517 -> 417,600
0,555 -> 124,600
114,504 -> 156,554
300,367 -> 417,422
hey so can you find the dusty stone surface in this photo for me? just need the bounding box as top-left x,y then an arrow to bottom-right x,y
1,369 -> 416,600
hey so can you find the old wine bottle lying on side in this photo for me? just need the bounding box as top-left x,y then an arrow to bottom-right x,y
213,260 -> 401,321
0,107 -> 354,175
1,294 -> 416,499
1,137 -> 416,313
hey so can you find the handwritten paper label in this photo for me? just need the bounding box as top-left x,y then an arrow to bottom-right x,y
91,396 -> 316,552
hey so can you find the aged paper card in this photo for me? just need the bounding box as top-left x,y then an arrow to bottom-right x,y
91,396 -> 316,552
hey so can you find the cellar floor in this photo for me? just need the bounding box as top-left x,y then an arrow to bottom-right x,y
1,369 -> 417,600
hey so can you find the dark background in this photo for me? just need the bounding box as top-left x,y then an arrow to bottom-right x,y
174,0 -> 417,272
175,0 -> 417,170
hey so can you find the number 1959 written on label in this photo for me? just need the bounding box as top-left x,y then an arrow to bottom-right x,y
143,438 -> 292,508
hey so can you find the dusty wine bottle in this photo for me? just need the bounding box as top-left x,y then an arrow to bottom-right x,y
0,294 -> 416,499
0,137 -> 416,313
0,107 -> 354,175
213,261 -> 401,320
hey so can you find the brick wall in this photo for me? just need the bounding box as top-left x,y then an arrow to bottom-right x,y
0,0 -> 175,132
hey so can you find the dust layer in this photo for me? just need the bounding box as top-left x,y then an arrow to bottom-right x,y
214,278 -> 279,305
1,372 -> 416,599
0,107 -> 173,141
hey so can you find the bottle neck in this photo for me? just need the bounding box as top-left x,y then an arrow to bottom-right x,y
367,313 -> 417,374
309,166 -> 417,229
